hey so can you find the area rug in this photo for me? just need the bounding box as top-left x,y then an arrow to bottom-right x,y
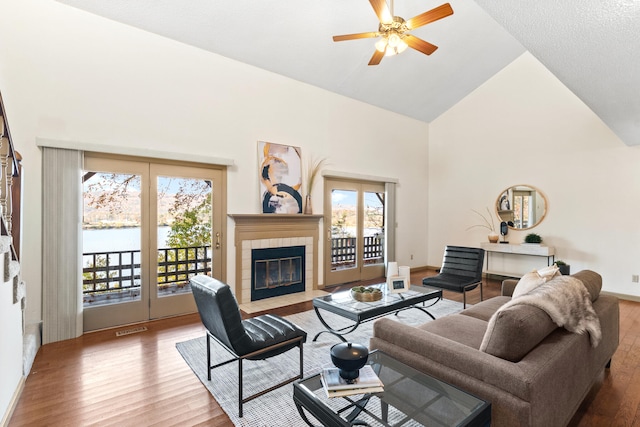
175,298 -> 465,426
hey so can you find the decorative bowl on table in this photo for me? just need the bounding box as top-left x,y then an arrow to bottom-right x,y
350,286 -> 383,302
330,342 -> 369,381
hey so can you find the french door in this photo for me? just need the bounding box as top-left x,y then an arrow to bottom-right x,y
82,156 -> 225,331
324,178 -> 385,286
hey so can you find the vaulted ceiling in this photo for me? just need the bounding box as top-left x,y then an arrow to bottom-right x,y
56,0 -> 640,146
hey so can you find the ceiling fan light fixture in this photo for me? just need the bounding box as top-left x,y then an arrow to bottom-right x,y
387,33 -> 401,47
397,39 -> 408,53
376,32 -> 408,56
381,38 -> 408,56
333,1 -> 454,66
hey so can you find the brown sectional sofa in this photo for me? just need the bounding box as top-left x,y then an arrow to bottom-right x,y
370,270 -> 619,426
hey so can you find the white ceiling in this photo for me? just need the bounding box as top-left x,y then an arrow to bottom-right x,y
56,0 -> 640,146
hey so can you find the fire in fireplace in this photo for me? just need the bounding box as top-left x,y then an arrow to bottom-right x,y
251,245 -> 306,301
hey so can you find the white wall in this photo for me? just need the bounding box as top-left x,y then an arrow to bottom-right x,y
429,52 -> 640,297
0,1 -> 428,329
3,0 -> 638,420
0,276 -> 23,425
0,0 -> 428,418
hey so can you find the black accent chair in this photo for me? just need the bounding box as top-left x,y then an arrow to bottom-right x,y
422,246 -> 485,308
190,275 -> 307,417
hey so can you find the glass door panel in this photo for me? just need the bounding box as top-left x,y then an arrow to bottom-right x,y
149,164 -> 222,319
82,158 -> 150,331
330,189 -> 358,272
361,187 -> 385,280
324,179 -> 386,286
156,176 -> 212,299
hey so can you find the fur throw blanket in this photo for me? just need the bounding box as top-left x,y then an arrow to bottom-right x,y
498,275 -> 602,347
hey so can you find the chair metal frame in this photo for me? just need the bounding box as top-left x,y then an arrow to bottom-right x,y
206,330 -> 305,418
461,280 -> 483,308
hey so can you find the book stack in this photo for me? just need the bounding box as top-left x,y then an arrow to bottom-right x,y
320,365 -> 384,398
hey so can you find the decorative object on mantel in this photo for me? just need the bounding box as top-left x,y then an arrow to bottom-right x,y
524,233 -> 543,244
467,207 -> 499,243
258,141 -> 303,214
555,260 -> 571,275
303,156 -> 327,214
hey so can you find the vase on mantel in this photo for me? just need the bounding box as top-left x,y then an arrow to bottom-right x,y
303,194 -> 313,214
488,232 -> 499,243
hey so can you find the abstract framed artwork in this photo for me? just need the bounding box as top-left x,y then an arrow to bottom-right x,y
258,141 -> 303,214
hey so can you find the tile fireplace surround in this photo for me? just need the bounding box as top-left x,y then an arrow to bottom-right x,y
229,214 -> 325,310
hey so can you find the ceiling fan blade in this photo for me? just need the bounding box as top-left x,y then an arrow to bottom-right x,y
368,50 -> 384,66
333,32 -> 379,42
404,34 -> 438,56
369,0 -> 393,24
406,3 -> 453,30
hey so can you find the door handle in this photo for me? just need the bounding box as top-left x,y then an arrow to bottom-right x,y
215,232 -> 221,249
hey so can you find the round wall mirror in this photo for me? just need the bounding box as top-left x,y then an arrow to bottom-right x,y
495,185 -> 547,230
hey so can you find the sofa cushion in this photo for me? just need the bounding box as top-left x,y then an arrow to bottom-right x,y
512,265 -> 560,299
479,304 -> 557,362
538,264 -> 561,280
571,270 -> 602,302
512,270 -> 546,298
460,296 -> 511,322
418,314 -> 488,350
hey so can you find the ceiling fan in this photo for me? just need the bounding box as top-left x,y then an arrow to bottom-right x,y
333,0 -> 454,66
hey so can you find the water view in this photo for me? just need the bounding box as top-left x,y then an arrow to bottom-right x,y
83,226 -> 170,253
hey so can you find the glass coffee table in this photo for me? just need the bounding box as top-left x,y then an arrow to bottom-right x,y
293,350 -> 491,427
312,284 -> 442,342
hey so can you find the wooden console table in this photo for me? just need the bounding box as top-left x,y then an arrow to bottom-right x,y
481,242 -> 555,277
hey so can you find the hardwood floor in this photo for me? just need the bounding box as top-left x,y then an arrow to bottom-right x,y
8,271 -> 640,426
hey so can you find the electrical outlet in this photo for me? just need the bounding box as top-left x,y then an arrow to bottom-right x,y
633,275 -> 639,283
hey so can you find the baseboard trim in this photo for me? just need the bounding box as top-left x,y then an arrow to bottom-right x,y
601,290 -> 640,302
1,375 -> 25,427
412,265 -> 436,273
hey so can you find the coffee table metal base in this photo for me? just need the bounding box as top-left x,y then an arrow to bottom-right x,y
312,298 -> 440,342
311,284 -> 442,343
295,390 -> 374,427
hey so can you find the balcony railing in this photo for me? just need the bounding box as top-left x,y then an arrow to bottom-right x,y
157,246 -> 212,287
330,236 -> 383,268
82,245 -> 211,306
83,237 -> 383,305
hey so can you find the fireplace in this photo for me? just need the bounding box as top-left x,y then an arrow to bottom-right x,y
230,214 -> 322,304
251,246 -> 305,301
